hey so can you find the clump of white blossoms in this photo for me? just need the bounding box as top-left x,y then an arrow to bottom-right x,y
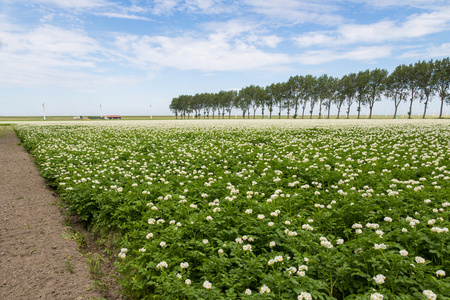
156,261 -> 168,269
118,248 -> 128,259
399,250 -> 408,256
370,292 -> 383,300
203,280 -> 212,289
415,256 -> 426,264
242,244 -> 252,252
180,262 -> 189,269
373,274 -> 386,284
374,243 -> 387,250
423,290 -> 437,300
436,270 -> 445,277
244,289 -> 252,295
298,292 -> 312,300
259,284 -> 270,294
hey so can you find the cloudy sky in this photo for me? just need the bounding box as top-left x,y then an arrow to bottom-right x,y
1,0 -> 449,117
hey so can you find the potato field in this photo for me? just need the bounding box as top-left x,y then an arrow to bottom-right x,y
15,120 -> 450,300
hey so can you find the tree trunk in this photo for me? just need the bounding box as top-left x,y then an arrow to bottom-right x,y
369,106 -> 373,119
318,100 -> 323,119
337,106 -> 341,119
357,99 -> 361,119
422,96 -> 429,119
439,97 -> 444,119
327,105 -> 331,119
269,108 -> 272,119
302,106 -> 306,119
262,107 -> 265,119
253,109 -> 256,119
408,98 -> 413,119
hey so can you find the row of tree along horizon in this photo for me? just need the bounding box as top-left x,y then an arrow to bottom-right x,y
169,58 -> 450,120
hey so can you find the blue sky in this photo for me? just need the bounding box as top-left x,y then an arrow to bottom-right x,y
0,0 -> 449,117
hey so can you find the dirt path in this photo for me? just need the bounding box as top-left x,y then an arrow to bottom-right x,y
0,126 -> 110,299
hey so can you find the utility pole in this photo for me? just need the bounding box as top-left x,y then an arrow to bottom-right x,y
42,102 -> 46,120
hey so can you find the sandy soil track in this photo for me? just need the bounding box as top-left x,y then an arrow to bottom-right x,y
0,126 -> 107,299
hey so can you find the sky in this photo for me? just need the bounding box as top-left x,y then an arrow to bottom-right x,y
0,0 -> 450,117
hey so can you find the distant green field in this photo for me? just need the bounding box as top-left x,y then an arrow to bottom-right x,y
0,115 -> 447,122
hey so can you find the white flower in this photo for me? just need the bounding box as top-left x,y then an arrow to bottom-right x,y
415,256 -> 425,264
257,214 -> 265,220
218,248 -> 224,254
120,248 -> 128,253
245,209 -> 252,214
148,218 -> 156,225
156,261 -> 168,269
176,273 -> 182,279
160,241 -> 167,248
269,241 -> 276,248
298,292 -> 312,300
370,292 -> 384,300
399,250 -> 408,256
423,290 -> 437,300
180,262 -> 189,269
185,279 -> 191,285
268,222 -> 274,226
373,274 -> 386,284
374,243 -> 387,250
298,265 -> 308,271
244,289 -> 252,295
118,252 -> 126,259
146,233 -> 154,239
336,239 -> 344,245
202,239 -> 209,244
436,270 -> 445,277
242,244 -> 252,252
259,284 -> 270,294
138,248 -> 146,252
206,216 -> 213,221
384,217 -> 392,222
203,280 -> 212,289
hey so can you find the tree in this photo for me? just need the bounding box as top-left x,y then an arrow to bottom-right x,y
385,64 -> 408,119
355,70 -> 370,119
288,75 -> 302,119
325,76 -> 338,119
406,63 -> 420,119
265,84 -> 277,119
432,58 -> 450,119
169,97 -> 181,119
342,73 -> 356,119
415,60 -> 436,119
366,68 -> 388,119
301,75 -> 315,119
335,77 -> 346,119
317,74 -> 330,119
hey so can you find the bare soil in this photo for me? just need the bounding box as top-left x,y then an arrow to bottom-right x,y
0,126 -> 123,300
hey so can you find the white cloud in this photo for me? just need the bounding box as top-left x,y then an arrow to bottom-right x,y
94,12 -> 151,21
152,0 -> 236,14
294,8 -> 450,47
114,32 -> 292,72
243,0 -> 344,25
24,0 -> 109,9
400,43 -> 450,59
355,0 -> 450,10
298,46 -> 392,64
0,23 -> 136,88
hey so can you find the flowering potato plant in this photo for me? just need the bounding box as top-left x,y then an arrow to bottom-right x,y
15,120 -> 450,299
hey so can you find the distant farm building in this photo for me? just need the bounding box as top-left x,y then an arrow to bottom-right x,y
105,115 -> 122,119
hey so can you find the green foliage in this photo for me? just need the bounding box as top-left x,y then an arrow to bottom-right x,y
15,121 -> 450,299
